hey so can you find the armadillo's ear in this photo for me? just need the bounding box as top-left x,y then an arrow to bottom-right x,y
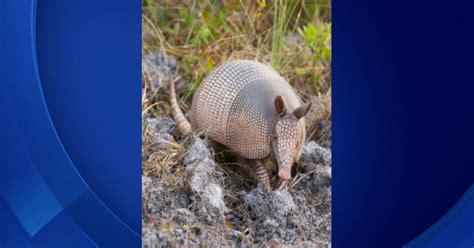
274,95 -> 286,116
293,101 -> 312,119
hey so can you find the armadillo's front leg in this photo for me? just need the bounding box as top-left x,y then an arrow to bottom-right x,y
255,160 -> 271,190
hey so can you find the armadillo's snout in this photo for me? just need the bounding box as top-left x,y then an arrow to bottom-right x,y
277,163 -> 292,180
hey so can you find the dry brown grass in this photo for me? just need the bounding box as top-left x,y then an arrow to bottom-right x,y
143,0 -> 331,94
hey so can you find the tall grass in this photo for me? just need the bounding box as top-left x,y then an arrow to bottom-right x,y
142,0 -> 331,98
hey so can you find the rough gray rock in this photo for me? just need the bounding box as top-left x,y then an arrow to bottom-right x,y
144,117 -> 176,150
142,176 -> 166,218
181,137 -> 212,167
243,188 -> 300,243
234,155 -> 332,246
174,208 -> 196,225
244,187 -> 268,218
269,190 -> 296,221
143,120 -> 332,247
183,138 -> 226,224
146,116 -> 176,135
313,164 -> 332,192
299,141 -> 332,192
142,222 -> 171,248
300,140 -> 332,168
318,120 -> 332,149
142,88 -> 332,247
142,177 -> 171,248
245,188 -> 296,223
291,189 -> 332,247
143,51 -> 177,90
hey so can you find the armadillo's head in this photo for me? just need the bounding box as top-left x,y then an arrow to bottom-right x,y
272,96 -> 312,182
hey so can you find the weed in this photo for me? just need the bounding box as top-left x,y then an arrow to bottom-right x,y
143,0 -> 332,99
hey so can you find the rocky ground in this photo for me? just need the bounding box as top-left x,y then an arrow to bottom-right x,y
142,52 -> 332,247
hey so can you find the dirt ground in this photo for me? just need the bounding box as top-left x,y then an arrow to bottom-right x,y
141,52 -> 332,247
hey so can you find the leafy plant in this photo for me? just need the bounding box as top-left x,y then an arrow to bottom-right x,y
298,22 -> 331,62
143,0 -> 332,98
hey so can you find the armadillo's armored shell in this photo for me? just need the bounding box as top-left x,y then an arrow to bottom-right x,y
191,60 -> 303,159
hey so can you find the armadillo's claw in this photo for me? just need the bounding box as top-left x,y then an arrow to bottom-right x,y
277,180 -> 288,191
258,182 -> 272,192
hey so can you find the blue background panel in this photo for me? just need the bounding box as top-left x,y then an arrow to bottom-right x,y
0,198 -> 33,248
0,0 -> 141,246
334,0 -> 474,247
36,0 -> 142,234
30,211 -> 97,248
406,186 -> 474,247
1,0 -> 473,247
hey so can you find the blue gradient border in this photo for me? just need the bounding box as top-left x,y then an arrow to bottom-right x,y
333,0 -> 474,247
405,185 -> 474,247
1,0 -> 473,247
0,0 -> 140,247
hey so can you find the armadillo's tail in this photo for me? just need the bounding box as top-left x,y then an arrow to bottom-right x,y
169,77 -> 192,135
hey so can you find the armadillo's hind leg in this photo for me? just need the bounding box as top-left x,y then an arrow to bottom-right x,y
255,160 -> 271,190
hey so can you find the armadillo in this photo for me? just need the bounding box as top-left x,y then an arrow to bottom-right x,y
170,60 -> 311,189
